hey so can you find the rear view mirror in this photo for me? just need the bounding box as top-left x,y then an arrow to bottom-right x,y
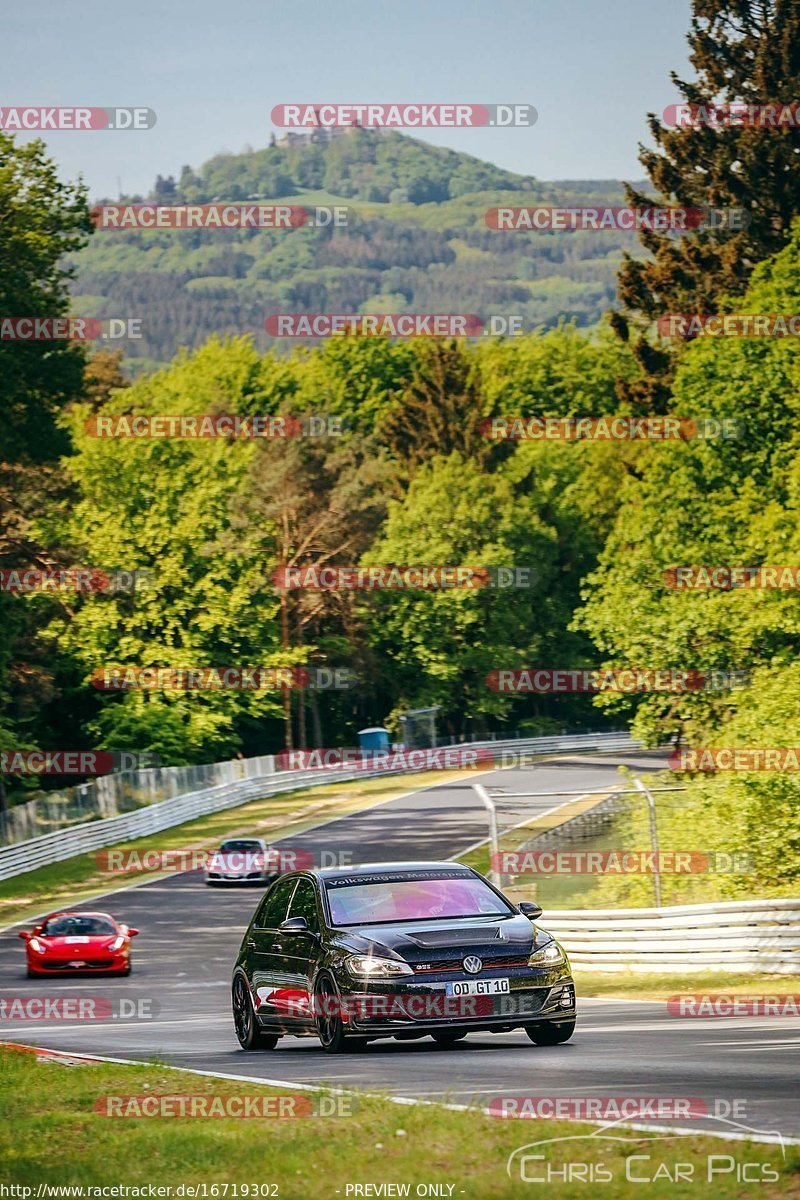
128,928 -> 140,937
519,901 -> 543,921
278,916 -> 311,936
18,931 -> 30,941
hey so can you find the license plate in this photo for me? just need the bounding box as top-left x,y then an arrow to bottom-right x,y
445,978 -> 510,996
65,937 -> 89,944
69,961 -> 86,968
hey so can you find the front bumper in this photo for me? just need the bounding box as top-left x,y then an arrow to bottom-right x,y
28,954 -> 129,974
206,871 -> 272,884
338,974 -> 575,1035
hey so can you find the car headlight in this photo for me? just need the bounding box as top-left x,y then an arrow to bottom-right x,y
528,941 -> 565,966
28,937 -> 46,954
345,955 -> 414,978
107,936 -> 126,953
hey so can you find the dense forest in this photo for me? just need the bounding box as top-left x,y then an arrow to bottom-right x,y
2,1 -> 800,899
71,129 -> 645,370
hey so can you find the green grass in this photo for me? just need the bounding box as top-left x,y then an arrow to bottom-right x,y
0,769 -> 470,928
573,969 -> 796,1001
0,1049 -> 796,1197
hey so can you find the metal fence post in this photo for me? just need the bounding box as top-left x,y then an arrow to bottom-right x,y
633,775 -> 662,908
474,784 -> 500,885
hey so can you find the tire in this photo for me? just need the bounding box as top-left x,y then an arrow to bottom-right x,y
314,974 -> 362,1054
525,1019 -> 575,1045
232,976 -> 279,1050
432,1031 -> 468,1046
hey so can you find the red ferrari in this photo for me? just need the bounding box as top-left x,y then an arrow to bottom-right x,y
19,911 -> 139,977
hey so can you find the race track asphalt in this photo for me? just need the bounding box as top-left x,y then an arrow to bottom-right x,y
1,751 -> 798,1143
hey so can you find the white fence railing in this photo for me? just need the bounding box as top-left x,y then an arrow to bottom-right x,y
0,731 -> 641,882
0,753 -> 279,846
542,898 -> 800,975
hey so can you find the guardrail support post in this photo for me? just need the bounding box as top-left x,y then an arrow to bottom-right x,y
633,775 -> 662,908
474,784 -> 500,885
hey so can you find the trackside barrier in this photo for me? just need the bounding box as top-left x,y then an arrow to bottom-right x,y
541,898 -> 800,975
0,731 -> 640,881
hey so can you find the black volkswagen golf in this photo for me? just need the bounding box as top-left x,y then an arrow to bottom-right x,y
231,861 -> 576,1053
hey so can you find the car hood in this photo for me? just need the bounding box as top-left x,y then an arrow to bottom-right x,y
331,914 -> 550,964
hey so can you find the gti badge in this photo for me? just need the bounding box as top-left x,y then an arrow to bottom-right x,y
463,955 -> 482,974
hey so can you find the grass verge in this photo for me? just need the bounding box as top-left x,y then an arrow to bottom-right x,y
574,970 -> 797,1001
0,769 -> 471,929
0,1047 -> 797,1197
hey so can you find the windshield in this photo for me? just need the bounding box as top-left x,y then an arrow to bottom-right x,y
219,840 -> 262,853
325,872 -> 512,925
42,915 -> 116,937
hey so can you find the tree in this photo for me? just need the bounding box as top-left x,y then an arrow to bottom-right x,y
152,174 -> 177,203
239,427 -> 392,749
81,348 -> 129,409
55,339 -> 288,762
359,453 -> 563,738
0,132 -> 92,788
376,340 -> 490,474
613,0 -> 800,409
578,223 -> 800,746
0,133 -> 92,463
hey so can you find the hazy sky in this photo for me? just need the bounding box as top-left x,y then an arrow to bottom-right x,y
6,0 -> 693,199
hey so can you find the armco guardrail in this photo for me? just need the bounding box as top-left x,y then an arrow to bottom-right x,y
542,898 -> 800,975
0,730 -> 638,846
0,731 -> 640,881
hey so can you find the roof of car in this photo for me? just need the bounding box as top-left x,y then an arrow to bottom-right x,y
311,861 -> 475,880
42,911 -> 116,922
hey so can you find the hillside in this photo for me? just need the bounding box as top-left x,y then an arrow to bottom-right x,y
71,130 -> 646,370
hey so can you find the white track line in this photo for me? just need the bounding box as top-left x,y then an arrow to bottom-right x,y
2,1041 -> 797,1146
